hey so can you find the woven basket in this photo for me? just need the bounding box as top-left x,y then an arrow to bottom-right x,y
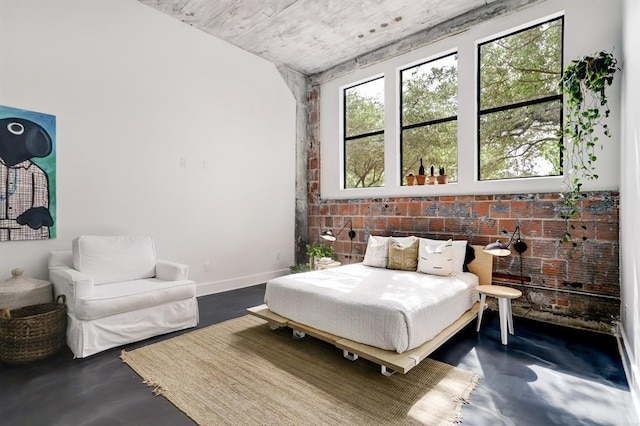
0,295 -> 67,365
0,268 -> 52,310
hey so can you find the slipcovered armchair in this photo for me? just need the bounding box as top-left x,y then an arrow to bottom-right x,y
48,235 -> 199,358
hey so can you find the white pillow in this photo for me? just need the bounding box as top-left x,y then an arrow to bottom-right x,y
362,235 -> 389,268
72,235 -> 157,285
418,239 -> 454,276
420,238 -> 467,273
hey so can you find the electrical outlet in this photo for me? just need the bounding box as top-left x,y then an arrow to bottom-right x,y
624,304 -> 628,322
276,251 -> 281,260
180,157 -> 187,168
204,262 -> 210,272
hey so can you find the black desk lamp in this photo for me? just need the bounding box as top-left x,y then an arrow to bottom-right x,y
320,219 -> 356,242
483,225 -> 528,256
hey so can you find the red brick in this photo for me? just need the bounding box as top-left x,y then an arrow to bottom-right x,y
511,201 -> 532,218
489,202 -> 510,218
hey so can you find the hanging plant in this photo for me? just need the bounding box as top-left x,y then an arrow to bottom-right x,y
558,50 -> 617,244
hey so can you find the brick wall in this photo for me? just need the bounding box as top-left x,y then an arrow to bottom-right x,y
305,86 -> 620,333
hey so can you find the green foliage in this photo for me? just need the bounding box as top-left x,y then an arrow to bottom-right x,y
401,55 -> 458,181
558,50 -> 617,243
305,243 -> 334,259
478,18 -> 563,180
344,86 -> 385,188
289,263 -> 310,274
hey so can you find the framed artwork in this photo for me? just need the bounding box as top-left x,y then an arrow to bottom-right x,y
0,105 -> 56,241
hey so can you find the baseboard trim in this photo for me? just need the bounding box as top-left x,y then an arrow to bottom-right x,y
196,269 -> 289,297
616,322 -> 640,423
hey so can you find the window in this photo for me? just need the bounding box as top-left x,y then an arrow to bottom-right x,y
343,77 -> 385,188
478,17 -> 564,181
401,54 -> 458,183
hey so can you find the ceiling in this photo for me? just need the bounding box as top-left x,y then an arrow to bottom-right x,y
137,0 -> 524,76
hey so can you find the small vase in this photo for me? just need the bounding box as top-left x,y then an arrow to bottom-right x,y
428,176 -> 437,185
437,175 -> 448,184
416,175 -> 427,185
406,175 -> 415,186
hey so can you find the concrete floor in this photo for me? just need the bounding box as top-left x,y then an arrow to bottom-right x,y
0,284 -> 635,426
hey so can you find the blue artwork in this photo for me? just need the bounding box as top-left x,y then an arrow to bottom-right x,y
0,105 -> 56,241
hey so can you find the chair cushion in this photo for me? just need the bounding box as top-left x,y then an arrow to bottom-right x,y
73,235 -> 156,285
71,278 -> 196,321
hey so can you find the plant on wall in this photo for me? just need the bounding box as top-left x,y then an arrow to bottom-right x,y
558,50 -> 617,244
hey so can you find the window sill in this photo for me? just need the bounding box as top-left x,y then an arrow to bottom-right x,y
317,175 -> 609,200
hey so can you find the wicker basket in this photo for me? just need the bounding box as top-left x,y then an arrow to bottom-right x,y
0,295 -> 67,365
0,268 -> 52,310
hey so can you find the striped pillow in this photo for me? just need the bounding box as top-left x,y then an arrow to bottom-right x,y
417,239 -> 454,276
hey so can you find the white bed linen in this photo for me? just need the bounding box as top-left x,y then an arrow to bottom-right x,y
265,263 -> 479,353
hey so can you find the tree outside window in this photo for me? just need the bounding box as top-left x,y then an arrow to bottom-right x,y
478,17 -> 564,180
344,78 -> 384,188
401,54 -> 458,183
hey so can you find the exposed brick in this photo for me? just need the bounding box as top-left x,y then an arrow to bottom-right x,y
305,88 -> 620,333
511,200 -> 532,218
489,201 -> 510,218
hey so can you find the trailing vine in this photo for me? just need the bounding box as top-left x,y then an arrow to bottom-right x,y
558,50 -> 617,244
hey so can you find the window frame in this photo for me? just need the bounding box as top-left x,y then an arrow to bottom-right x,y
319,3 -> 619,200
476,16 -> 565,182
399,52 -> 459,185
342,76 -> 385,189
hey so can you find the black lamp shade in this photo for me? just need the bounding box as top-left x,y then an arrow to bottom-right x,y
483,225 -> 528,257
483,240 -> 511,257
320,230 -> 337,242
320,219 -> 355,242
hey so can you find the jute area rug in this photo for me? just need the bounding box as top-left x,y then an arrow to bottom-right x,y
121,315 -> 479,425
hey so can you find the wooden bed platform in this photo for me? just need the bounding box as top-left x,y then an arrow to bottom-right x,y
247,301 -> 481,375
247,244 -> 492,376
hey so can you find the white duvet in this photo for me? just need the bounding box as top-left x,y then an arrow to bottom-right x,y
265,263 -> 479,353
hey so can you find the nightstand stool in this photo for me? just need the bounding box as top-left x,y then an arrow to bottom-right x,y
476,285 -> 522,345
315,260 -> 342,270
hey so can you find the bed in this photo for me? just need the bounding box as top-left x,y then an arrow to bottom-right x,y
248,243 -> 492,375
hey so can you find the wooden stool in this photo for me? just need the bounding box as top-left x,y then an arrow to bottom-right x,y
476,285 -> 522,345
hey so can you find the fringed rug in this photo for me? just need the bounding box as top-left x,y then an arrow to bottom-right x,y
121,315 -> 478,425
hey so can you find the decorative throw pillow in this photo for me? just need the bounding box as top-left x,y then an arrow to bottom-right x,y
463,244 -> 476,272
417,239 -> 454,276
421,238 -> 467,273
387,236 -> 419,271
362,235 -> 389,268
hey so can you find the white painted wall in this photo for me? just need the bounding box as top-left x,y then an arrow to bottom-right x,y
0,0 -> 296,294
320,0 -> 622,199
621,0 -> 640,416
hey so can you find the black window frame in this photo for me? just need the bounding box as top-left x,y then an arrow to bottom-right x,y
342,76 -> 385,189
476,16 -> 565,181
399,52 -> 458,185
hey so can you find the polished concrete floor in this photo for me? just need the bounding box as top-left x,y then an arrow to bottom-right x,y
0,284 -> 636,426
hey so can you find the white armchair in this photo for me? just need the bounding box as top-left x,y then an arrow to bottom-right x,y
48,235 -> 199,358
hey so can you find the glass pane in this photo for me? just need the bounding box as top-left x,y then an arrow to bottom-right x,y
345,133 -> 385,188
402,54 -> 458,126
479,100 -> 562,180
480,18 -> 562,110
401,121 -> 458,183
345,78 -> 384,138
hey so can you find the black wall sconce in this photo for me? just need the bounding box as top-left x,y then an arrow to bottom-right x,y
321,219 -> 357,262
483,225 -> 528,257
320,219 -> 356,242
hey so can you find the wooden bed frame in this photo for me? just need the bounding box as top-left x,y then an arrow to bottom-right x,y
248,244 -> 492,376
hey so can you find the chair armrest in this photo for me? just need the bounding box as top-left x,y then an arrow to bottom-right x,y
49,267 -> 94,301
156,260 -> 189,281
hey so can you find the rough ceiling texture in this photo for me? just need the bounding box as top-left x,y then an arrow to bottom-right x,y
137,0 -> 539,76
